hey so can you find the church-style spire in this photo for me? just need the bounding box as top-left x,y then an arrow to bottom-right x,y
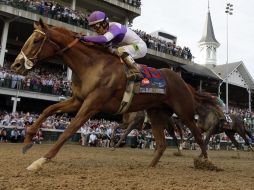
199,9 -> 219,44
198,1 -> 220,66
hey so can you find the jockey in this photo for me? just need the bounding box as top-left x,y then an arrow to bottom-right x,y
215,96 -> 231,128
79,11 -> 147,81
216,97 -> 226,112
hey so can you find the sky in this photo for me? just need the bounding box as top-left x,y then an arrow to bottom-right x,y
132,0 -> 254,78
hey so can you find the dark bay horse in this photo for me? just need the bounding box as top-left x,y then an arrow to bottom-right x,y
195,104 -> 254,152
11,19 -> 209,171
111,111 -> 184,154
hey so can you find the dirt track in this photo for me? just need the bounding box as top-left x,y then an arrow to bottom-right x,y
0,143 -> 253,190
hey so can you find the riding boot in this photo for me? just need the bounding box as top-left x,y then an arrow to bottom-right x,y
121,52 -> 143,82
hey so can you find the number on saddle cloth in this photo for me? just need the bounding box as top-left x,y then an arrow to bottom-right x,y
138,64 -> 166,94
140,64 -> 161,79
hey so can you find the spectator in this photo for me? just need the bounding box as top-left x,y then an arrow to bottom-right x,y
88,131 -> 97,147
137,130 -> 146,149
10,127 -> 20,143
0,69 -> 6,87
80,125 -> 89,146
0,127 -> 7,142
32,129 -> 44,144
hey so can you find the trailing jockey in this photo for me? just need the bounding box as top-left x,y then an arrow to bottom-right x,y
215,96 -> 232,129
78,11 -> 147,82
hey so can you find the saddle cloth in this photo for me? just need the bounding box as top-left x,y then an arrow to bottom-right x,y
116,64 -> 166,114
134,64 -> 166,94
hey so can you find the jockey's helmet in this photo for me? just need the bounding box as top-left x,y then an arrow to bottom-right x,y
87,11 -> 109,35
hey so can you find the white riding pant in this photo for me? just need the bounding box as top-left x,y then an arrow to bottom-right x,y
116,41 -> 147,59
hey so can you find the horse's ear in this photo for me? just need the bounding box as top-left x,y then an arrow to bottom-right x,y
34,18 -> 48,30
39,18 -> 49,30
34,21 -> 39,29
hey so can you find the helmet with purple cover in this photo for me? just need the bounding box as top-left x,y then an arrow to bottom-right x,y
87,11 -> 108,26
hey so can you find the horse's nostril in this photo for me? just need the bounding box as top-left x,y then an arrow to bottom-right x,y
16,63 -> 21,68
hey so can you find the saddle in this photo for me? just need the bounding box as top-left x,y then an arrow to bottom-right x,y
116,64 -> 167,114
123,64 -> 166,94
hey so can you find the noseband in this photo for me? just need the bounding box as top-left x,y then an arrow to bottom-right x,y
21,28 -> 79,69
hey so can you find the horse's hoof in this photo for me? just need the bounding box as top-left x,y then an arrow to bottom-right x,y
193,157 -> 223,171
111,147 -> 116,151
22,143 -> 34,154
26,157 -> 47,172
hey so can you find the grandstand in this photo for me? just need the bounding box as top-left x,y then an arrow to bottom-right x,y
0,0 -> 253,150
0,0 -> 253,120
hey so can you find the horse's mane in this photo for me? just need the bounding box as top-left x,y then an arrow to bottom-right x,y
187,85 -> 223,118
52,26 -> 74,36
51,26 -> 115,55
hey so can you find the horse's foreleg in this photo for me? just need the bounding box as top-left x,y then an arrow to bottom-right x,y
147,109 -> 167,167
27,107 -> 96,171
199,126 -> 216,157
176,120 -> 184,143
23,97 -> 81,153
114,124 -> 132,148
225,131 -> 241,150
115,116 -> 143,148
110,125 -> 118,148
110,123 -> 127,149
187,121 -> 208,159
27,90 -> 111,171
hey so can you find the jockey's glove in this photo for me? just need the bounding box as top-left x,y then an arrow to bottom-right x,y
75,33 -> 83,40
108,47 -> 116,54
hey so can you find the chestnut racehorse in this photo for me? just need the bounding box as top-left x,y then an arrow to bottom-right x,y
11,19 -> 210,171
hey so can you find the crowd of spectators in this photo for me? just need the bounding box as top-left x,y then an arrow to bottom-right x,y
0,60 -> 72,96
1,105 -> 254,149
228,106 -> 254,132
0,0 -> 251,149
0,110 -> 121,147
120,0 -> 141,8
0,0 -> 141,28
134,29 -> 192,60
6,0 -> 90,28
0,0 -> 192,61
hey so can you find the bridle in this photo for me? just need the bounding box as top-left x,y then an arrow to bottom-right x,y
21,28 -> 79,70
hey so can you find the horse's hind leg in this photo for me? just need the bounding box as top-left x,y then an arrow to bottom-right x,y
147,109 -> 167,167
245,129 -> 254,151
115,115 -> 144,148
166,118 -> 181,154
236,127 -> 252,150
